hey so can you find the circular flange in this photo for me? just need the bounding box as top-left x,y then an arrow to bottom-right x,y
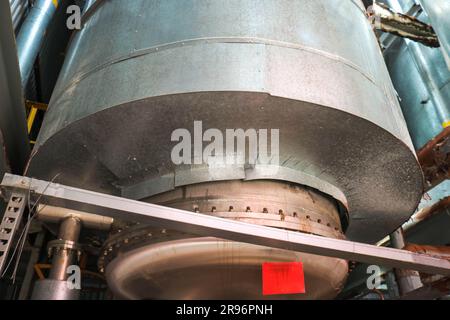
47,239 -> 81,257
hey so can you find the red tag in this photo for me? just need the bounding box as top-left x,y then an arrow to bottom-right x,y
262,262 -> 305,295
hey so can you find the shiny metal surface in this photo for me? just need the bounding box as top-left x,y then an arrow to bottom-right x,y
106,238 -> 348,300
31,279 -> 80,300
105,181 -> 348,299
49,217 -> 81,281
16,0 -> 59,88
145,180 -> 346,235
57,216 -> 81,242
27,0 -> 423,243
9,0 -> 30,32
419,0 -> 450,69
37,204 -> 114,230
48,249 -> 76,281
383,0 -> 450,149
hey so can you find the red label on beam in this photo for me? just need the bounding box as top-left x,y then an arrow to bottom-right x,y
262,262 -> 305,295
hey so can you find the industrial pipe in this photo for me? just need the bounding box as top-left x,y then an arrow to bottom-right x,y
31,216 -> 81,300
390,229 -> 423,295
404,244 -> 450,261
48,216 -> 81,281
419,0 -> 450,69
37,204 -> 114,230
16,0 -> 59,88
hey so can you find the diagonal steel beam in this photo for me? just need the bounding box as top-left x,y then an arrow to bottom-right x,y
2,173 -> 450,276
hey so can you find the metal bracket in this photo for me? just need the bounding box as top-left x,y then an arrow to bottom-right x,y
0,192 -> 28,276
2,173 -> 450,276
370,2 -> 439,48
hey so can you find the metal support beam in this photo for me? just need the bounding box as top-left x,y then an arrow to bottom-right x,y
369,2 -> 439,48
0,192 -> 28,276
2,173 -> 450,276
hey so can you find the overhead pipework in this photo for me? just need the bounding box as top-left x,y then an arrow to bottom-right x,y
379,0 -> 450,189
10,0 -> 31,32
418,0 -> 450,69
16,0 -> 60,88
369,2 -> 439,48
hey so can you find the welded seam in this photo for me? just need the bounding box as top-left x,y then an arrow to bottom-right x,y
52,37 -> 379,105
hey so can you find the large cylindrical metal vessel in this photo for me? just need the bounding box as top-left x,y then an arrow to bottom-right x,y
26,0 -> 423,299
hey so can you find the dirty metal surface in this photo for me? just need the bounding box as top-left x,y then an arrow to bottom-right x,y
27,0 -> 423,243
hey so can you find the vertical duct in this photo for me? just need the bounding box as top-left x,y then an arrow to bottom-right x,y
9,0 -> 31,32
16,0 -> 59,88
419,0 -> 450,70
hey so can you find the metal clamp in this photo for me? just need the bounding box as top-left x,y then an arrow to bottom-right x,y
47,239 -> 81,260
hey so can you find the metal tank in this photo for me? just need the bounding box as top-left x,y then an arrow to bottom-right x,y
26,0 -> 423,299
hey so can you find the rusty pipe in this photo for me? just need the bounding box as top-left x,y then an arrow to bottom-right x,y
404,244 -> 450,261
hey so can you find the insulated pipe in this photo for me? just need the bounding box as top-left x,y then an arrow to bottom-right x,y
16,0 -> 59,88
37,204 -> 114,230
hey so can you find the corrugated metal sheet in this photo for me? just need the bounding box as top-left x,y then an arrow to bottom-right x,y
9,0 -> 30,32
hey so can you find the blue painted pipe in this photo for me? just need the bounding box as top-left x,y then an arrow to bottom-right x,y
16,0 -> 59,88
